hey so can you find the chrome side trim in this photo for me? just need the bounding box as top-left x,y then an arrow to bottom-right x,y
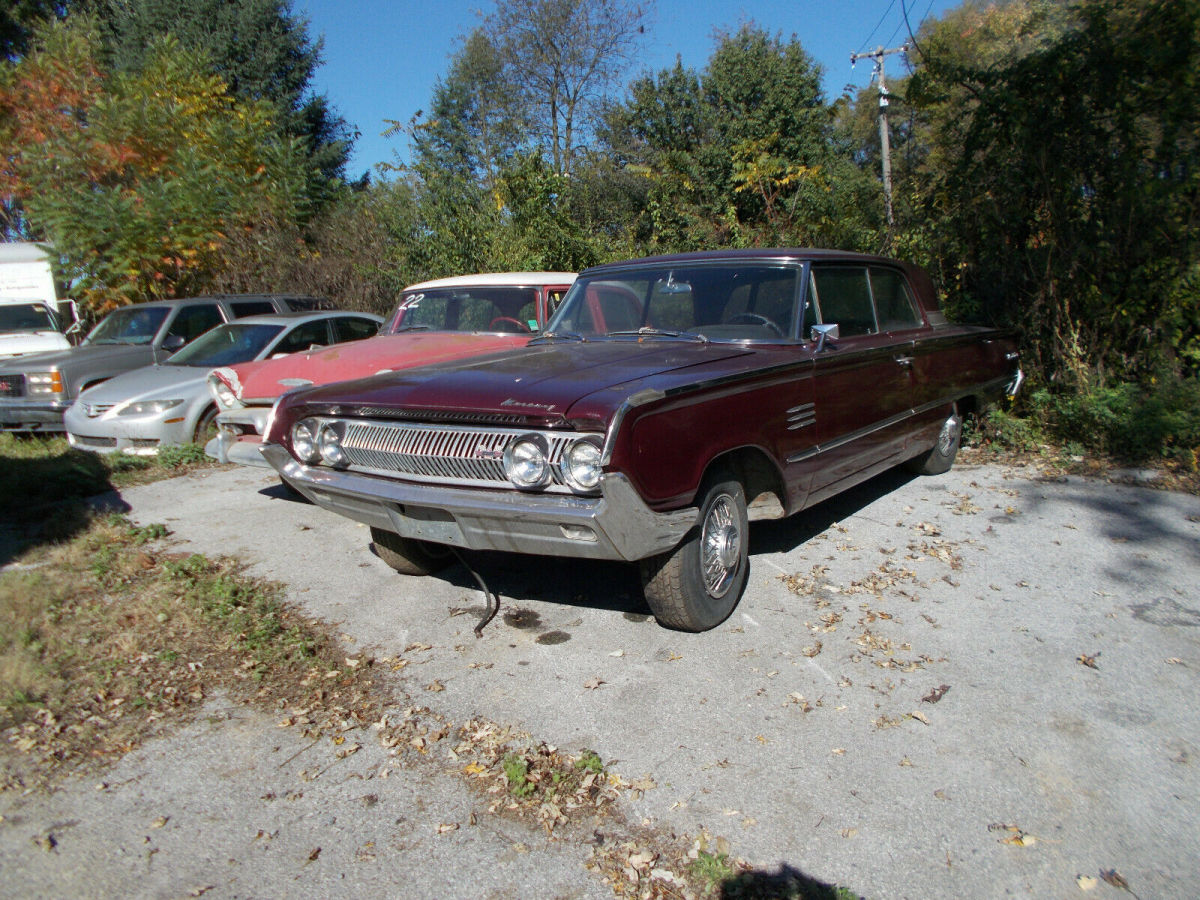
786,402 -> 816,431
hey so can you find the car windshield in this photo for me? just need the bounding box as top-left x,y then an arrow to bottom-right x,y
386,287 -> 540,335
84,305 -> 170,345
545,263 -> 801,342
0,303 -> 59,333
165,323 -> 284,367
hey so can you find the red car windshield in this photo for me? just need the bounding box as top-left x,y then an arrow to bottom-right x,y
386,287 -> 539,335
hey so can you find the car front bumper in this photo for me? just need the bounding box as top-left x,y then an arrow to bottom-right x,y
260,443 -> 699,563
0,398 -> 70,431
64,406 -> 192,455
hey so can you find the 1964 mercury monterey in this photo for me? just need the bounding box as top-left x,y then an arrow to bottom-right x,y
261,250 -> 1022,631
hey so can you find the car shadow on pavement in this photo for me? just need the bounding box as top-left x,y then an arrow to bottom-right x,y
752,466 -> 917,556
720,862 -> 850,899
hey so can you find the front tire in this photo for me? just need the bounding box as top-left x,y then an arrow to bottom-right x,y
193,405 -> 220,445
370,526 -> 455,576
640,475 -> 749,631
907,404 -> 962,475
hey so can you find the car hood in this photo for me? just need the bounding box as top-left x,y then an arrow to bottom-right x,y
224,332 -> 533,402
0,331 -> 72,359
75,364 -> 208,404
0,342 -> 151,372
286,340 -> 763,426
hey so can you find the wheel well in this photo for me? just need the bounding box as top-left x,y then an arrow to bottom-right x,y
702,447 -> 786,521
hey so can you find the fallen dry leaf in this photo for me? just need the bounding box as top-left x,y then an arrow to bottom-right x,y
1077,652 -> 1100,670
437,823 -> 460,834
150,815 -> 169,829
1099,869 -> 1132,892
583,677 -> 606,690
910,710 -> 930,725
307,847 -> 321,862
922,684 -> 950,703
1076,874 -> 1099,891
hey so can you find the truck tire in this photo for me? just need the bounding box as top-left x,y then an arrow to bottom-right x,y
640,474 -> 748,631
370,526 -> 454,576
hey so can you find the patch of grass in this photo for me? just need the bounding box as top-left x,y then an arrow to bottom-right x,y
0,511 -> 347,790
156,442 -> 209,468
690,849 -> 737,894
502,752 -> 537,798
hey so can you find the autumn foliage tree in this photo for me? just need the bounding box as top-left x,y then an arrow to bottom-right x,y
0,19 -> 313,311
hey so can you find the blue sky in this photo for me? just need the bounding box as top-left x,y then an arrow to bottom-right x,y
295,0 -> 962,179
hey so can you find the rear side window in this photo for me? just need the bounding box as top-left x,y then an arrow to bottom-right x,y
811,267 -> 877,336
229,300 -> 275,317
870,268 -> 922,331
273,319 -> 331,355
332,316 -> 380,343
165,304 -> 223,344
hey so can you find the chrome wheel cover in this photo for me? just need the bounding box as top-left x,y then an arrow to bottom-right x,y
937,414 -> 961,457
701,494 -> 742,598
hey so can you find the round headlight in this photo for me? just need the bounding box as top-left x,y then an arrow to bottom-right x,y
318,423 -> 347,467
291,419 -> 319,463
503,434 -> 551,489
563,438 -> 603,492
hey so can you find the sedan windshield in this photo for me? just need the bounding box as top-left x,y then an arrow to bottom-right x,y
166,323 -> 284,367
84,305 -> 169,345
547,264 -> 801,342
387,287 -> 539,334
0,303 -> 59,333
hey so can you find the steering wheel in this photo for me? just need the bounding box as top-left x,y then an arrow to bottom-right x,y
726,313 -> 784,336
489,316 -> 531,333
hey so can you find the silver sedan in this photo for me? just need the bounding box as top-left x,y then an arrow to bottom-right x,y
65,311 -> 382,455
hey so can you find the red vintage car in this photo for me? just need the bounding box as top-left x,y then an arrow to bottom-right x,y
260,250 -> 1022,631
205,272 -> 575,467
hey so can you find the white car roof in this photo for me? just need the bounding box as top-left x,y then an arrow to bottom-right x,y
402,272 -> 576,291
228,310 -> 384,327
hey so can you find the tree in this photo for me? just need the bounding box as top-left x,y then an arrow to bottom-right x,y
1,0 -> 67,61
86,0 -> 353,193
904,0 -> 1200,383
486,0 -> 649,177
0,19 -> 313,310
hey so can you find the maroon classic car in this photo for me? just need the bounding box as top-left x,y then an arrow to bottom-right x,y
261,250 -> 1022,631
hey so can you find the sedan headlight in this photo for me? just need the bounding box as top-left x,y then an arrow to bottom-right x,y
207,372 -> 241,409
317,422 -> 347,467
291,418 -> 320,463
27,371 -> 64,396
117,399 -> 184,416
503,434 -> 552,489
562,437 -> 603,492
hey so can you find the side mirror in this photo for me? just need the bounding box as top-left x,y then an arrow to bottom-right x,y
811,323 -> 840,352
161,334 -> 186,352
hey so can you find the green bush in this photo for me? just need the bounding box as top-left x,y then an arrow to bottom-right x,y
1031,376 -> 1200,463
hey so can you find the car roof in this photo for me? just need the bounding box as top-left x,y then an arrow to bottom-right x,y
581,248 -> 909,274
110,294 -> 330,309
226,310 -> 384,327
402,272 -> 577,291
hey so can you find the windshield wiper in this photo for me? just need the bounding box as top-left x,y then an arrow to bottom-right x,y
394,324 -> 432,332
607,327 -> 707,343
528,330 -> 586,345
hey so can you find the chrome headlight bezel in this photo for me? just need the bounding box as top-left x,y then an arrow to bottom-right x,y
503,433 -> 552,489
291,418 -> 320,464
27,371 -> 64,396
317,421 -> 348,468
562,436 -> 603,493
116,398 -> 184,417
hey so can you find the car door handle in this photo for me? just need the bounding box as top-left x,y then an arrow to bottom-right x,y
894,355 -> 913,367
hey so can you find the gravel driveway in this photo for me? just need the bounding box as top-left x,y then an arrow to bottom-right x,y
3,458 -> 1198,898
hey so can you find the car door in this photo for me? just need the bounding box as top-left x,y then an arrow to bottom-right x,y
154,303 -> 223,362
806,264 -> 915,498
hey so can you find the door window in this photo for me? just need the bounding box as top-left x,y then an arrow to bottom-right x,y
869,268 -> 922,331
332,316 -> 381,343
810,267 -> 877,336
165,304 -> 223,345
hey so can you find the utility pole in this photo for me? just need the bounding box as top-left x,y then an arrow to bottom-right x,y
851,43 -> 909,231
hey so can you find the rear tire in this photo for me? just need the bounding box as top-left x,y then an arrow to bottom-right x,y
907,404 -> 961,475
640,474 -> 749,631
370,526 -> 455,576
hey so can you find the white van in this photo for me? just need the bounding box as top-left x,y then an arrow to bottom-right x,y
0,242 -> 79,360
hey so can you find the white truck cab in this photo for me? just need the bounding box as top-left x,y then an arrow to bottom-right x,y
0,243 -> 79,360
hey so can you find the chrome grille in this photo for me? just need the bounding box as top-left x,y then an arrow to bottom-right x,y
338,419 -> 581,491
83,402 -> 116,417
0,374 -> 25,398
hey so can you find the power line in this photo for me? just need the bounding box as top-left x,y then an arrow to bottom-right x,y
857,0 -> 900,55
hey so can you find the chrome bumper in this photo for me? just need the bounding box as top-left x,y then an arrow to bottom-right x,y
206,428 -> 271,467
260,443 -> 698,562
0,399 -> 69,430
